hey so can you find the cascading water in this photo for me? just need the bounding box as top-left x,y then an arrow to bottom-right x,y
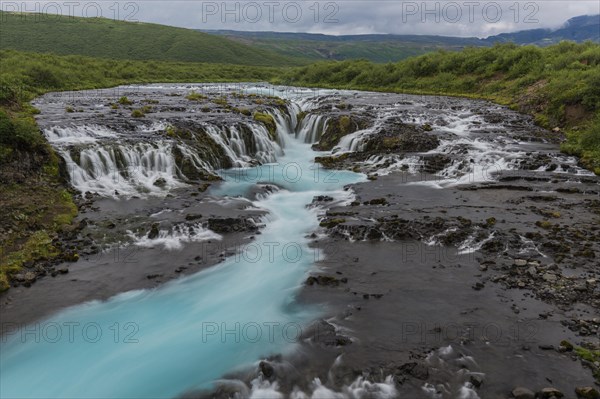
296,114 -> 328,144
5,83 -> 587,399
46,117 -> 287,198
59,141 -> 186,196
0,94 -> 365,399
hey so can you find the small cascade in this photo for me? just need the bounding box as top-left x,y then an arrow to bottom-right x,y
44,125 -> 118,144
43,111 -> 291,197
128,222 -> 222,250
265,107 -> 297,147
296,114 -> 328,144
335,126 -> 374,152
202,124 -> 282,167
59,141 -> 185,197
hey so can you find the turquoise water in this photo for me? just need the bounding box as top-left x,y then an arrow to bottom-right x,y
0,120 -> 364,398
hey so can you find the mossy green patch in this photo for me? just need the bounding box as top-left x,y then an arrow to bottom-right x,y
253,112 -> 278,141
186,91 -> 207,101
315,153 -> 350,169
118,96 -> 133,105
131,109 -> 145,118
319,218 -> 346,228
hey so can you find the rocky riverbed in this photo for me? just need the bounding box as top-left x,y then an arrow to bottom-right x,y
1,84 -> 598,399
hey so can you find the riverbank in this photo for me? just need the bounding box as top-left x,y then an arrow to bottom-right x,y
2,42 -> 599,290
2,85 -> 598,399
198,89 -> 600,398
279,41 -> 600,174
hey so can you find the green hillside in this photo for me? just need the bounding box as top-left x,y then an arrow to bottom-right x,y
0,11 -> 299,66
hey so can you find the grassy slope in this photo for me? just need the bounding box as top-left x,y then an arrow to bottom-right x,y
277,42 -> 600,173
0,50 -> 283,291
0,11 -> 299,66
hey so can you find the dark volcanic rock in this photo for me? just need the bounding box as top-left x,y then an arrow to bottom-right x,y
147,223 -> 160,239
207,217 -> 257,233
300,319 -> 352,347
364,121 -> 440,153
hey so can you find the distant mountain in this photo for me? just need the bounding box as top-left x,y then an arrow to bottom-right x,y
484,15 -> 600,45
0,11 -> 298,66
201,30 -> 482,63
204,14 -> 599,63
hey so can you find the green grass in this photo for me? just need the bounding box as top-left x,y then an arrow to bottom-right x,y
278,42 -> 600,173
253,112 -> 277,140
0,49 -> 282,102
0,11 -> 297,66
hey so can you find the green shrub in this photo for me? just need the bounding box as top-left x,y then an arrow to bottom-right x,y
131,109 -> 145,117
26,65 -> 62,88
212,97 -> 229,107
253,112 -> 277,140
0,77 -> 24,107
0,110 -> 45,152
118,96 -> 133,105
186,91 -> 207,101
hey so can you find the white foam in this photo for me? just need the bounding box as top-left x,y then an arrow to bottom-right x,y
128,222 -> 222,250
44,125 -> 118,144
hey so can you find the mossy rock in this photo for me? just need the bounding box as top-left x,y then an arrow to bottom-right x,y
171,128 -> 231,180
536,220 -> 553,229
297,111 -> 307,124
366,198 -> 388,206
253,112 -> 278,141
315,153 -> 350,169
315,114 -> 369,151
364,123 -> 440,153
212,97 -> 229,107
319,218 -> 346,228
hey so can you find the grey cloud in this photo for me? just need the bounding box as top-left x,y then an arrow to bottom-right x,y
4,1 -> 599,37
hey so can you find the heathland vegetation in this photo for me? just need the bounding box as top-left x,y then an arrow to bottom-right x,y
1,40 -> 599,290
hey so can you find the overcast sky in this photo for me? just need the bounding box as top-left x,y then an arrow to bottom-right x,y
4,1 -> 599,37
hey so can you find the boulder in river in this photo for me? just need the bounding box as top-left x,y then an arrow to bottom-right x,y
512,387 -> 535,399
153,177 -> 167,188
539,387 -> 564,398
148,223 -> 160,239
576,387 -> 600,399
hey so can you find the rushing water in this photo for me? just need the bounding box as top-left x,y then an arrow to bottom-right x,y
4,83 -> 594,398
0,94 -> 364,398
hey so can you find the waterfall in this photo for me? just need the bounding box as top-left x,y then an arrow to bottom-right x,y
44,125 -> 118,144
296,114 -> 328,144
44,113 -> 292,197
59,142 -> 185,197
1,92 -> 366,399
